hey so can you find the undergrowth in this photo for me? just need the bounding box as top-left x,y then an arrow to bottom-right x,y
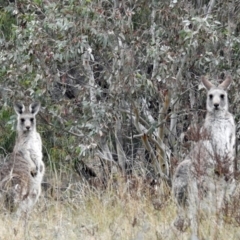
0,172 -> 240,240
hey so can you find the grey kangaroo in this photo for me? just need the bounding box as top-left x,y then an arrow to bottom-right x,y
0,102 -> 45,215
173,76 -> 236,238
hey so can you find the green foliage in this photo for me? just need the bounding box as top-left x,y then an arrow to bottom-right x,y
0,0 -> 240,180
0,7 -> 16,41
0,107 -> 16,153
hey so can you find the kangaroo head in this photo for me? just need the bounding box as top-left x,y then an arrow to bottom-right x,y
201,76 -> 232,114
14,102 -> 41,134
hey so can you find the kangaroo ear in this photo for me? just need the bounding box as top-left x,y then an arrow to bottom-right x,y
218,76 -> 232,90
201,76 -> 215,90
14,102 -> 25,115
29,102 -> 41,115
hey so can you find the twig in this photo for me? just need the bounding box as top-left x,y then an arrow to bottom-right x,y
207,0 -> 216,16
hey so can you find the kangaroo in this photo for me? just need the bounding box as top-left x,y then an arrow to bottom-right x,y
13,102 -> 45,181
0,102 -> 45,215
13,102 -> 45,212
173,76 -> 236,238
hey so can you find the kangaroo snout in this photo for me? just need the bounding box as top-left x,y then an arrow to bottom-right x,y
214,103 -> 219,109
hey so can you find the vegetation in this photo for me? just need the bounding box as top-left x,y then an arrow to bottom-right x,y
0,0 -> 240,239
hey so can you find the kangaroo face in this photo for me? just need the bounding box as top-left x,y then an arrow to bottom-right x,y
207,88 -> 228,113
201,76 -> 232,114
14,102 -> 40,134
19,113 -> 35,132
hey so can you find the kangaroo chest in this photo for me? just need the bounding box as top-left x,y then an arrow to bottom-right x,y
16,133 -> 42,158
204,118 -> 235,156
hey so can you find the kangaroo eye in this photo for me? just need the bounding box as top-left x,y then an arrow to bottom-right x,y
30,118 -> 34,122
20,118 -> 25,123
209,94 -> 213,99
220,94 -> 224,99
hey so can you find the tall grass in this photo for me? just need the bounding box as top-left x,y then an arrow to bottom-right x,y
0,172 -> 240,240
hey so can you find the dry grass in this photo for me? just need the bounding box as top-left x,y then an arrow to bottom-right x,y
0,173 -> 240,240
